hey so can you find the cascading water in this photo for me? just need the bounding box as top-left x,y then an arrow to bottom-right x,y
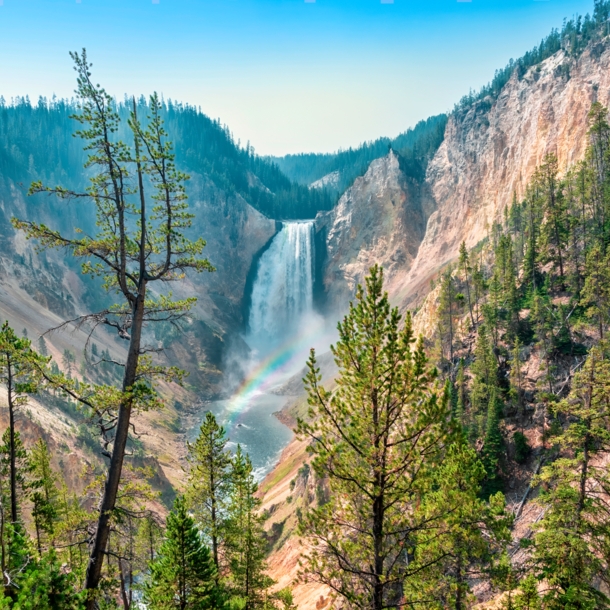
247,221 -> 314,353
196,221 -> 325,479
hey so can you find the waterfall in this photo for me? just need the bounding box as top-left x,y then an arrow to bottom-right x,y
247,221 -> 315,353
198,220 -> 322,480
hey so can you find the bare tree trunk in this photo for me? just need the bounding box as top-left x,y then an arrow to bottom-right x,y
84,290 -> 146,608
7,360 -> 17,526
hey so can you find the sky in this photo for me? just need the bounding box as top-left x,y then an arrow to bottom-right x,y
0,0 -> 596,156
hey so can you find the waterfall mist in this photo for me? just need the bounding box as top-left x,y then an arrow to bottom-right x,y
198,220 -> 335,479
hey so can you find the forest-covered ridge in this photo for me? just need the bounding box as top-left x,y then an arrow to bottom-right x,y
455,0 -> 610,112
0,95 -> 332,220
269,113 -> 448,193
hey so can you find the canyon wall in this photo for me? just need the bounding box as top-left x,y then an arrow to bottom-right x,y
0,172 -> 276,391
321,39 -> 610,311
317,151 -> 435,312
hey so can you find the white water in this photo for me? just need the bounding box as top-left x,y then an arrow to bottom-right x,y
247,221 -> 315,353
197,221 -> 321,480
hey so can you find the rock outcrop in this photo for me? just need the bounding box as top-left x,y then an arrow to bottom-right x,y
321,40 -> 610,311
398,42 -> 610,306
317,150 -> 434,312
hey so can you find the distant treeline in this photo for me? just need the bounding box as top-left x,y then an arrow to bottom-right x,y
0,95 -> 333,220
270,114 -> 448,192
455,0 -> 610,111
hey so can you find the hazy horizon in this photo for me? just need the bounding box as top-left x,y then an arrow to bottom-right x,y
0,0 -> 594,156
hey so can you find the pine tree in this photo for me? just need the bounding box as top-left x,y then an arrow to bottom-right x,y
186,412 -> 231,578
532,342 -> 610,607
459,241 -> 476,330
538,154 -> 568,287
54,484 -> 90,581
30,439 -> 60,556
455,358 -> 467,428
7,549 -> 84,609
135,513 -> 164,567
0,429 -> 33,599
144,496 -> 219,610
512,575 -> 541,610
297,265 -> 454,610
470,324 -> 498,434
586,102 -> 610,243
472,258 -> 486,325
522,181 -> 543,291
0,322 -> 48,525
404,441 -> 511,609
13,51 -> 213,606
581,243 -> 610,339
509,192 -> 525,263
224,446 -> 271,609
438,270 -> 457,363
483,270 -> 502,347
0,519 -> 32,602
480,388 -> 505,497
531,290 -> 556,395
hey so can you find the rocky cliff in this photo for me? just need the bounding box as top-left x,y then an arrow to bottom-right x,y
264,36 -> 610,606
321,39 -> 610,312
316,150 -> 434,312
0,171 -> 276,392
0,167 -> 276,501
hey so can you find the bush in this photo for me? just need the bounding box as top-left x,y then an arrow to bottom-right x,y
513,431 -> 530,464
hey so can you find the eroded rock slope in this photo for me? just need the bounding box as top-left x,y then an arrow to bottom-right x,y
321,40 -> 610,310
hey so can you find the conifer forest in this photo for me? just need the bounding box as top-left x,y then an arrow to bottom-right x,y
4,2 -> 610,609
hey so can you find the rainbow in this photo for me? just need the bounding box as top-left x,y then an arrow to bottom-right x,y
224,321 -> 331,426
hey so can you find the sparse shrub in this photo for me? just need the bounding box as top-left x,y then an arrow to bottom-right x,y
513,431 -> 530,464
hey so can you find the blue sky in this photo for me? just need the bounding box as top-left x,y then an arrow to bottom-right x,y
0,0 -> 594,155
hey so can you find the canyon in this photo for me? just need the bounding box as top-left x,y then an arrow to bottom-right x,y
2,27 -> 610,609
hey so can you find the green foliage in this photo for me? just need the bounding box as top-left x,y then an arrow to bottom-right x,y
186,412 -> 232,575
0,429 -> 31,527
144,496 -> 220,610
11,51 -> 216,603
0,94 -> 331,221
272,114 -> 448,194
513,432 -> 530,465
0,321 -> 50,522
531,343 -> 610,607
437,270 -> 459,363
513,575 -> 542,610
5,550 -> 84,609
581,243 -> 610,339
297,265 -> 455,610
30,439 -> 60,555
404,441 -> 511,608
470,324 -> 499,437
224,446 -> 272,608
481,388 -> 505,497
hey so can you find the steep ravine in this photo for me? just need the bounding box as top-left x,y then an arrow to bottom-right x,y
263,36 -> 610,607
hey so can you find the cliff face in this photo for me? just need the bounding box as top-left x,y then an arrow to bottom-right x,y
265,38 -> 610,602
0,170 -> 275,496
0,172 -> 276,390
322,40 -> 610,310
317,151 -> 434,312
